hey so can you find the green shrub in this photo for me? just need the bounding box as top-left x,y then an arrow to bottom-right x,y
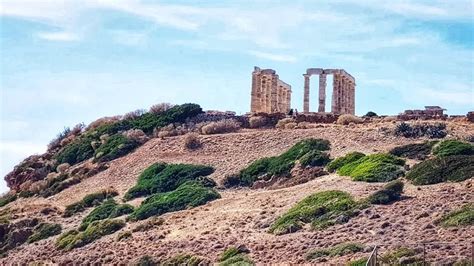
40,177 -> 81,198
124,163 -> 215,200
300,151 -> 331,167
338,154 -> 405,182
327,152 -> 365,173
94,134 -> 140,163
306,243 -> 364,260
380,247 -> 418,264
367,180 -> 404,205
27,223 -> 62,243
406,155 -> 474,185
129,181 -> 220,221
436,204 -> 473,227
55,136 -> 96,165
56,219 -> 125,250
269,190 -> 360,235
219,247 -> 253,266
432,140 -> 474,157
347,257 -> 368,266
365,111 -> 377,117
161,254 -> 204,266
79,199 -> 133,230
389,141 -> 437,160
237,139 -> 331,187
64,189 -> 118,217
136,256 -> 157,266
0,194 -> 17,208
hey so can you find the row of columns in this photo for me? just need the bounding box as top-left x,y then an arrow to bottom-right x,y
251,67 -> 292,114
303,69 -> 355,115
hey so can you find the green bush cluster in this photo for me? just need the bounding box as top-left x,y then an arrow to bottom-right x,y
380,247 -> 419,265
432,140 -> 474,157
406,155 -> 474,185
94,134 -> 140,163
79,199 -> 134,230
367,180 -> 404,205
27,223 -> 62,243
0,194 -> 17,208
56,219 -> 125,250
124,163 -> 215,200
347,258 -> 368,266
129,181 -> 220,221
64,189 -> 118,217
327,152 -> 365,173
161,254 -> 205,266
219,247 -> 254,266
389,141 -> 437,160
336,154 -> 405,182
55,104 -> 202,166
269,190 -> 360,235
305,243 -> 364,261
236,139 -> 331,187
436,204 -> 473,227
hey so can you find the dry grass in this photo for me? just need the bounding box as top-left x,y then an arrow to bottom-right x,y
276,118 -> 296,129
337,114 -> 363,125
200,119 -> 241,135
249,116 -> 269,128
149,103 -> 174,114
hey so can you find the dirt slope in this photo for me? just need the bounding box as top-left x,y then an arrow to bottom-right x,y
2,122 -> 473,264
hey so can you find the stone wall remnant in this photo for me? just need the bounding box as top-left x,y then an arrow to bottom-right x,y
250,66 -> 292,114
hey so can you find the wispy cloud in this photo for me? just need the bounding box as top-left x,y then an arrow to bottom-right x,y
247,50 -> 297,63
36,31 -> 80,41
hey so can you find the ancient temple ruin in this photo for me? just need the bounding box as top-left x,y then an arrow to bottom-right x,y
303,68 -> 355,115
250,66 -> 292,114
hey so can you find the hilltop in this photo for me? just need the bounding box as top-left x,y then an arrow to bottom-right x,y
1,103 -> 473,265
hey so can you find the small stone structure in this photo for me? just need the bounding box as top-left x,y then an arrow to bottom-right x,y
303,68 -> 356,115
250,66 -> 292,114
399,106 -> 447,120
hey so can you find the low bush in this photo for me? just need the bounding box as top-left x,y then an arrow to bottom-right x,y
367,180 -> 404,204
183,133 -> 201,150
219,246 -> 253,266
299,151 -> 331,167
338,154 -> 405,182
132,217 -> 164,232
123,129 -> 148,144
380,247 -> 420,265
306,243 -> 364,260
435,204 -> 473,227
406,155 -> 474,185
269,190 -> 360,235
124,163 -> 214,200
64,189 -> 118,217
432,140 -> 474,157
389,141 -> 437,160
136,256 -> 157,266
27,223 -> 62,243
94,134 -> 140,163
326,152 -> 365,173
395,122 -> 447,139
236,139 -> 331,187
364,111 -> 378,117
79,199 -> 133,230
0,194 -> 17,208
129,181 -> 220,221
276,118 -> 296,129
249,116 -> 269,128
337,114 -> 363,125
200,119 -> 241,135
347,258 -> 368,266
149,103 -> 174,114
117,231 -> 132,241
161,254 -> 205,266
56,219 -> 125,250
40,176 -> 81,198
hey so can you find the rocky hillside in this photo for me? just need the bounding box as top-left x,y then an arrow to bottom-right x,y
1,106 -> 473,265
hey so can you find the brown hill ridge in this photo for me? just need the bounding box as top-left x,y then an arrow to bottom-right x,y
1,121 -> 473,264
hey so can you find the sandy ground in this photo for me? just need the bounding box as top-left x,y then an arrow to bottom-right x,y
2,122 -> 473,264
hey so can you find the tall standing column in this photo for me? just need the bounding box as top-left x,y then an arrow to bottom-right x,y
350,82 -> 355,115
287,88 -> 291,113
303,74 -> 310,113
270,75 -> 278,113
331,74 -> 339,113
318,74 -> 327,112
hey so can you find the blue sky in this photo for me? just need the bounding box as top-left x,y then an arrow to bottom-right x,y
0,0 -> 473,193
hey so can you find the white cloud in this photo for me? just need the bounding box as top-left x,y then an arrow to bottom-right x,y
247,50 -> 297,63
36,31 -> 80,41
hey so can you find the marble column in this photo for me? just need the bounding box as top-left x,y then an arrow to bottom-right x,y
303,74 -> 310,113
318,74 -> 327,112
